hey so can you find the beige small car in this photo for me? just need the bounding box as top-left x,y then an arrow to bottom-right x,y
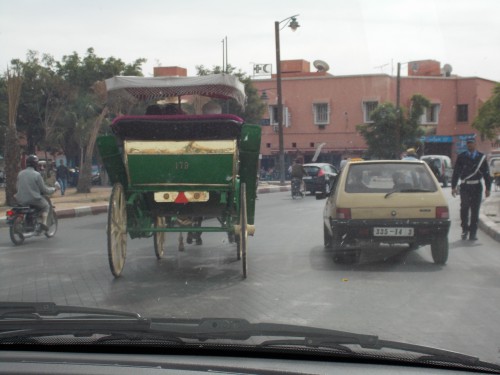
320,160 -> 450,264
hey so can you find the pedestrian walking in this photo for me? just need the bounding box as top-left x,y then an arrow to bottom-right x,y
56,160 -> 69,196
451,138 -> 492,240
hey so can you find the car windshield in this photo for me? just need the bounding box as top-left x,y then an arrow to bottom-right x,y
345,163 -> 437,193
1,1 -> 500,373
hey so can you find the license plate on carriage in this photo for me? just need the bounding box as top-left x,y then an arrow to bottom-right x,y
373,227 -> 414,237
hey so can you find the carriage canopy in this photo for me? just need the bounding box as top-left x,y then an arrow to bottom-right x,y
105,74 -> 246,107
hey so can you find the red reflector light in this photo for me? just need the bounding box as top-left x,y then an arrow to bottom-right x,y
436,206 -> 449,219
336,208 -> 351,220
174,192 -> 189,204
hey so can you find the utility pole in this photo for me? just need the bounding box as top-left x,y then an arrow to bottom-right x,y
395,62 -> 401,158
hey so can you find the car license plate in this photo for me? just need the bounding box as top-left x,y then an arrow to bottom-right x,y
373,227 -> 414,237
303,176 -> 312,180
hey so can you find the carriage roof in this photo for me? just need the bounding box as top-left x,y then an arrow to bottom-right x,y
105,74 -> 246,107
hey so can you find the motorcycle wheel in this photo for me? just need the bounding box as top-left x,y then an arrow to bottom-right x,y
45,211 -> 58,238
9,216 -> 25,245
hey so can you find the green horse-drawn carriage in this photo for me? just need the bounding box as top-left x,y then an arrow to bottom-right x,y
97,74 -> 261,278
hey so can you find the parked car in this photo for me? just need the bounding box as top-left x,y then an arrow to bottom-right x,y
91,165 -> 101,185
420,155 -> 453,187
319,160 -> 450,264
490,156 -> 500,191
303,163 -> 339,194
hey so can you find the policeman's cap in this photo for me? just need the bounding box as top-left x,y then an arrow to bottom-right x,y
466,138 -> 476,144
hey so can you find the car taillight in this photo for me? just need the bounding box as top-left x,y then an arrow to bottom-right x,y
6,210 -> 15,217
336,208 -> 351,220
318,169 -> 325,177
436,206 -> 449,219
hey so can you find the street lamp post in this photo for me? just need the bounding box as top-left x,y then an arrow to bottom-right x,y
275,15 -> 299,185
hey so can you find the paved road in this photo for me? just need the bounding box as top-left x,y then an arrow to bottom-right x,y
0,189 -> 499,364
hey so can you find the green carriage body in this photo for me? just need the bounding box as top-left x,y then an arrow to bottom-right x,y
98,114 -> 260,238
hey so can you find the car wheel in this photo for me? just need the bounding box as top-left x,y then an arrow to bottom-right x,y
431,237 -> 448,265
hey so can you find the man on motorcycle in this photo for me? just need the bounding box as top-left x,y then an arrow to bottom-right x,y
290,159 -> 307,195
14,155 -> 58,232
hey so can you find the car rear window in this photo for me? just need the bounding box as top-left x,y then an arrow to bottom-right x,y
304,166 -> 320,176
345,163 -> 437,193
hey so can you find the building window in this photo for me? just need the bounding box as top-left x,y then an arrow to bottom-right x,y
266,143 -> 271,148
313,103 -> 330,125
269,105 -> 290,127
292,142 -> 297,148
362,101 -> 378,123
269,105 -> 279,125
457,104 -> 468,122
310,142 -> 315,148
420,104 -> 441,124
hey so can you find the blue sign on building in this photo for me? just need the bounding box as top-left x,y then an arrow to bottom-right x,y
420,135 -> 453,143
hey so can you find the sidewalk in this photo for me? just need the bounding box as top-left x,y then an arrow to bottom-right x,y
479,189 -> 500,242
0,182 -> 291,226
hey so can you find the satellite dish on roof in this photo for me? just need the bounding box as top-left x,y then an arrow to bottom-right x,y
442,64 -> 453,77
313,60 -> 330,72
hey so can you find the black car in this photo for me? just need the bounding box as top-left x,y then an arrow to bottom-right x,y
303,163 -> 339,194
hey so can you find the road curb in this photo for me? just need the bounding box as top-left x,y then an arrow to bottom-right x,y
55,205 -> 109,219
478,213 -> 500,243
0,186 -> 290,226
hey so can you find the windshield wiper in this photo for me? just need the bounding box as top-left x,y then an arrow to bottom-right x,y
0,313 -> 496,371
385,188 -> 433,198
0,302 -> 142,320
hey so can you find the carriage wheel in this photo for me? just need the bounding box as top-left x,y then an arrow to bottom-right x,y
107,183 -> 127,277
235,230 -> 241,260
239,183 -> 248,279
154,215 -> 165,259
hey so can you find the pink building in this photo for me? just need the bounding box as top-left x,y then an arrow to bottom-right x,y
252,59 -> 498,169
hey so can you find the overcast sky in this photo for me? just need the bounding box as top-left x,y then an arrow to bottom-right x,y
1,0 -> 499,82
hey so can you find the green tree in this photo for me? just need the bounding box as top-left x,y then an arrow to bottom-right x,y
55,48 -> 145,192
4,69 -> 23,205
402,94 -> 430,152
357,94 -> 428,159
9,51 -> 71,155
0,75 -> 7,156
473,83 -> 500,140
357,102 -> 399,159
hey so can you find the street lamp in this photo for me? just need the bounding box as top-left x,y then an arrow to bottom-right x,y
275,14 -> 300,185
